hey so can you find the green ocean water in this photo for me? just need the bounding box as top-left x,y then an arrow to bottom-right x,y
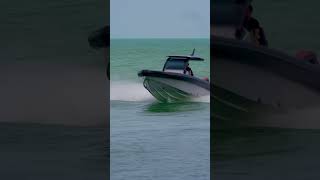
110,39 -> 210,180
111,39 -> 210,81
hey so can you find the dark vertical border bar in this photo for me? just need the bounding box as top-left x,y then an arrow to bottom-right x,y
211,1 -> 320,179
87,0 -> 110,178
88,16 -> 110,180
210,1 -> 214,179
0,0 -> 110,179
106,1 -> 110,178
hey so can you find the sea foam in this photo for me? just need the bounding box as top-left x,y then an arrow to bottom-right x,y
110,81 -> 154,101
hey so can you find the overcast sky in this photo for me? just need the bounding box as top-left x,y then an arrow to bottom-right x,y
111,0 -> 210,38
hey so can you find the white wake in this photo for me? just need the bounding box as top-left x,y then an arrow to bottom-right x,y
111,80 -> 210,103
110,81 -> 154,101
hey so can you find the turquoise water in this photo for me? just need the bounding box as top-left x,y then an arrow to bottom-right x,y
110,39 -> 210,180
111,39 -> 210,81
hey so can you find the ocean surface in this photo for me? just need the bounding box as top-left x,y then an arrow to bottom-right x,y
213,1 -> 320,179
110,39 -> 210,180
1,0 -> 109,179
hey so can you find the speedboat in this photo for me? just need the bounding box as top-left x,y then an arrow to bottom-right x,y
212,0 -> 320,128
138,50 -> 210,102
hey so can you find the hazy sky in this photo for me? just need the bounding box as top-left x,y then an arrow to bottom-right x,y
111,0 -> 210,38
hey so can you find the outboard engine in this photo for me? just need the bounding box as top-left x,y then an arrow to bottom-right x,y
295,50 -> 319,64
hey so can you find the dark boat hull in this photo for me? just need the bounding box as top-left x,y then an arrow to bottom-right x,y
138,70 -> 210,102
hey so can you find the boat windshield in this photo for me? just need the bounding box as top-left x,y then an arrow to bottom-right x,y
163,59 -> 187,70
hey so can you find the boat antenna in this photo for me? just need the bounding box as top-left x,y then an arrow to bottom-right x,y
191,48 -> 195,56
